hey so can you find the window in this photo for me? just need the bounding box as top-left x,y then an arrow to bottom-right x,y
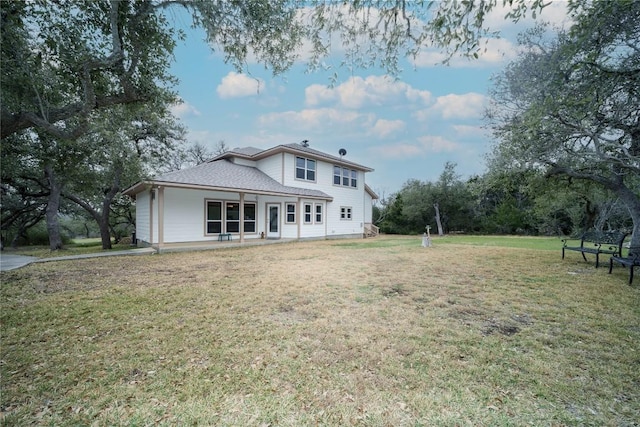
243,204 -> 256,233
333,166 -> 341,185
342,168 -> 350,186
315,204 -> 323,224
340,206 -> 352,220
334,166 -> 357,188
206,201 -> 222,234
226,202 -> 240,232
207,201 -> 256,234
296,157 -> 316,181
304,203 -> 312,224
286,203 -> 296,223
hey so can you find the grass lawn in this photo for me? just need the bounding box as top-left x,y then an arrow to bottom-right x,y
4,238 -> 133,259
1,235 -> 638,425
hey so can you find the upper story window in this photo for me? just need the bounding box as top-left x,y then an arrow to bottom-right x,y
296,157 -> 316,181
333,166 -> 357,188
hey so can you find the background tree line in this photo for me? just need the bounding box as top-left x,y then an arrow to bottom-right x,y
374,162 -> 633,237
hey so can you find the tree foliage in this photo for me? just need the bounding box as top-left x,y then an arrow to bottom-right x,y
374,164 -> 631,238
1,0 -> 553,140
61,102 -> 185,249
486,0 -> 640,245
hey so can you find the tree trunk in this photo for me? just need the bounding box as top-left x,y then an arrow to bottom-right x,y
44,164 -> 64,250
63,193 -> 114,250
98,198 -> 113,250
434,202 -> 444,236
615,184 -> 640,248
64,165 -> 122,250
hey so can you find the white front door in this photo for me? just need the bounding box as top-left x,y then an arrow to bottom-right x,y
266,204 -> 280,239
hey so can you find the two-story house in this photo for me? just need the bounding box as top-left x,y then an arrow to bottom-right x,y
123,142 -> 378,250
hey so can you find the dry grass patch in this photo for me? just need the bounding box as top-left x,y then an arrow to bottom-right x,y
1,236 -> 639,426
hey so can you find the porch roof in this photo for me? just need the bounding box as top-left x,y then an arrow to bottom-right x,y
124,160 -> 333,200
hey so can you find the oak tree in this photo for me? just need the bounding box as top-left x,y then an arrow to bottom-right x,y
487,0 -> 640,245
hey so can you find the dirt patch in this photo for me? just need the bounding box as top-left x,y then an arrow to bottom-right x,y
481,319 -> 521,336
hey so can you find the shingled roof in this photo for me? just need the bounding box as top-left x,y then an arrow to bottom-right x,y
212,143 -> 374,172
124,159 -> 332,200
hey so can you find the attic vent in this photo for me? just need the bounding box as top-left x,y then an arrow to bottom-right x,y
301,139 -> 309,147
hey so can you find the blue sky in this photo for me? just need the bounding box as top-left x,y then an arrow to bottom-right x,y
167,3 -> 570,197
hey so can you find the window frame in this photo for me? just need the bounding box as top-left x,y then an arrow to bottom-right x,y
285,203 -> 296,224
295,156 -> 316,182
206,200 -> 223,234
333,165 -> 357,188
225,202 -> 240,233
205,200 -> 257,235
243,203 -> 257,233
303,203 -> 313,224
340,206 -> 353,220
315,203 -> 323,224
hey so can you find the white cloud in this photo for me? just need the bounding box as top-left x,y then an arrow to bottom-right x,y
369,143 -> 425,159
370,119 -> 405,138
429,93 -> 487,120
305,84 -> 336,106
217,72 -> 265,99
411,37 -> 519,68
369,134 -> 460,160
452,124 -> 484,137
171,100 -> 201,118
483,1 -> 572,32
305,75 -> 432,109
417,135 -> 460,152
258,108 -> 375,133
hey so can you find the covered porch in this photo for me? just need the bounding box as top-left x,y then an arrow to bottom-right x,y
127,183 -> 332,251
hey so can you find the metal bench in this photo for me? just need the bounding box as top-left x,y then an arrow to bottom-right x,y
218,233 -> 232,241
609,245 -> 640,285
562,230 -> 627,268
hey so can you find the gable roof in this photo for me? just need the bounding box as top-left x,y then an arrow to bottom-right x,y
225,146 -> 264,157
365,184 -> 379,200
124,160 -> 332,200
213,143 -> 374,172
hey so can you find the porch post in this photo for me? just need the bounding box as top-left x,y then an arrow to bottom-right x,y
157,186 -> 165,249
297,197 -> 301,239
239,192 -> 245,243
